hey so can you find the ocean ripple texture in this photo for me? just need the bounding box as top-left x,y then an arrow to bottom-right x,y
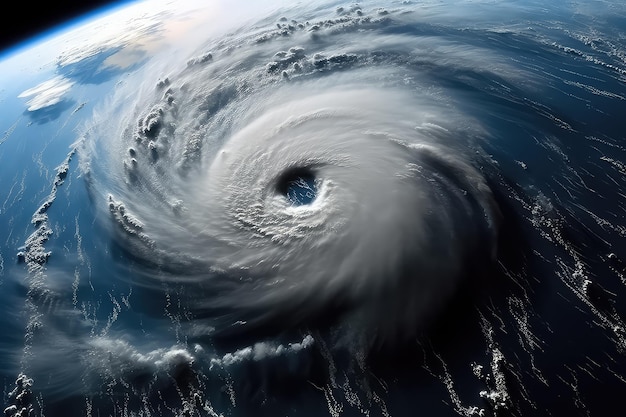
3,1 -> 626,416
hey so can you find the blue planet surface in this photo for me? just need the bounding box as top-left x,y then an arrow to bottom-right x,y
2,1 -> 626,416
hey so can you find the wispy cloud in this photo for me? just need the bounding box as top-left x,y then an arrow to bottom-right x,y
18,76 -> 74,111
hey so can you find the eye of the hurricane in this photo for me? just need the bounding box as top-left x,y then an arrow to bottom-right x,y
276,167 -> 318,206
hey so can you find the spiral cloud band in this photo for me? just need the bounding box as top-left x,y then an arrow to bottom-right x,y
87,29 -> 501,344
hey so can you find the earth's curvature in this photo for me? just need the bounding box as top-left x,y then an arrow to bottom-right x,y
2,1 -> 626,416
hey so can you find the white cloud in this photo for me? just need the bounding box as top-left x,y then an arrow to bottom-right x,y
18,76 -> 74,111
210,335 -> 314,368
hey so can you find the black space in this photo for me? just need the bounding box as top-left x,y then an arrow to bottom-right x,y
1,1 -> 123,52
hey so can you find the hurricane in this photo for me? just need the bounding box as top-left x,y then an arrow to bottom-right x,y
3,1 -> 626,416
94,79 -> 501,339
